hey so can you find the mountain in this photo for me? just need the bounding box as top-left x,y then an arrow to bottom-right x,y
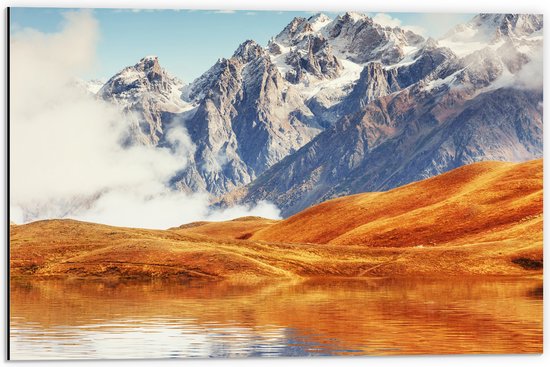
98,56 -> 193,146
227,13 -> 543,216
270,15 -> 343,84
11,160 -> 542,279
232,84 -> 542,216
172,12 -> 436,194
175,40 -> 322,195
323,12 -> 425,64
268,12 -> 427,121
88,12 -> 542,215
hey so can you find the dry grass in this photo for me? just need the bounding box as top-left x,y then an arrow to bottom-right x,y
170,216 -> 277,240
253,160 -> 542,246
10,160 -> 543,280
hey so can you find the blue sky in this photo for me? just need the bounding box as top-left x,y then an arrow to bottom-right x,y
10,8 -> 474,82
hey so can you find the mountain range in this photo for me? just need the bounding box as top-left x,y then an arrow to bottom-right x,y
89,12 -> 543,217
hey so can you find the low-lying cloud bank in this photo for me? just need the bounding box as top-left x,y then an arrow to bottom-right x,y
9,10 -> 280,229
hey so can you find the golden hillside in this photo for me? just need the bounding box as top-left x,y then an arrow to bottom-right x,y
10,160 -> 542,279
252,159 -> 542,249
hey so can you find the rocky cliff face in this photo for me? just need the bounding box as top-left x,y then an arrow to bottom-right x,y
175,40 -> 322,195
282,34 -> 342,84
271,16 -> 343,84
324,12 -> 425,64
235,86 -> 542,216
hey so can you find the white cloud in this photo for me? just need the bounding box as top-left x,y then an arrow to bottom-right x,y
419,14 -> 476,39
113,9 -> 167,13
372,13 -> 401,28
213,10 -> 236,14
372,13 -> 427,36
9,10 -> 280,229
514,50 -> 543,90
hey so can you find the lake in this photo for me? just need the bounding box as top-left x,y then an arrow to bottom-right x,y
9,277 -> 543,359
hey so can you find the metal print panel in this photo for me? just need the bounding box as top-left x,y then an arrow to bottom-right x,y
8,7 -> 543,360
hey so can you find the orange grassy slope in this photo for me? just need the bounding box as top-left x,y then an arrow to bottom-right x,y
252,159 -> 542,249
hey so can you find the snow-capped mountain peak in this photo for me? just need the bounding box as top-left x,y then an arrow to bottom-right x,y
324,12 -> 424,64
99,56 -> 180,94
307,13 -> 332,31
232,40 -> 266,62
340,11 -> 367,23
274,16 -> 315,46
98,56 -> 192,145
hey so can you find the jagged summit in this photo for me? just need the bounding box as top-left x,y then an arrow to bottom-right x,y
232,40 -> 266,62
324,12 -> 425,64
307,13 -> 332,31
268,11 -> 425,86
100,55 -> 177,95
339,11 -> 367,23
274,16 -> 314,45
132,55 -> 162,75
133,56 -> 166,85
138,55 -> 160,64
186,40 -> 269,101
98,55 -> 189,145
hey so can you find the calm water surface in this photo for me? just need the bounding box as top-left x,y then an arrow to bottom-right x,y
10,277 -> 543,360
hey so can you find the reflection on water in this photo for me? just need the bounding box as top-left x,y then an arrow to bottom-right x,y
10,277 -> 542,360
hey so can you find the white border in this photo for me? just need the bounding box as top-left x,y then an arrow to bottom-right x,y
0,0 -> 546,13
1,0 -> 547,366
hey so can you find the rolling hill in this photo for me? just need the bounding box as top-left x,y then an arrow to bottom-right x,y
251,159 -> 542,247
10,160 -> 542,280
